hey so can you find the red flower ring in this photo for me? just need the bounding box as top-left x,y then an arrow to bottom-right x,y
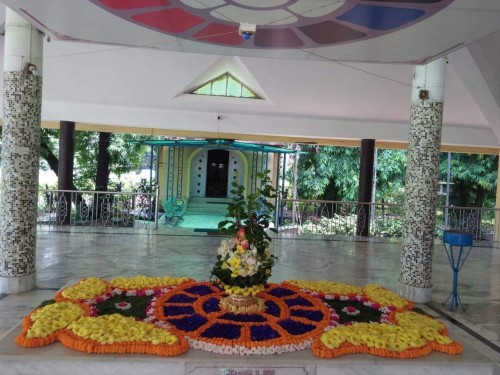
154,281 -> 331,354
90,0 -> 453,49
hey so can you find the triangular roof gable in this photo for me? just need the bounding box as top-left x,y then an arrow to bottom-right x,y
178,56 -> 268,101
189,72 -> 261,99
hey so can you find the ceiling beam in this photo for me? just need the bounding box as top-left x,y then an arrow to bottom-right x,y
39,121 -> 499,155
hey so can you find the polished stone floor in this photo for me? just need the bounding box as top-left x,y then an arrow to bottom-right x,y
1,227 -> 500,373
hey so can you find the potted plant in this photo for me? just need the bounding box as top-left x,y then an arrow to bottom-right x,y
210,170 -> 277,313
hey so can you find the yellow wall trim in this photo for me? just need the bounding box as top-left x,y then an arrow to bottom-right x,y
38,121 -> 500,155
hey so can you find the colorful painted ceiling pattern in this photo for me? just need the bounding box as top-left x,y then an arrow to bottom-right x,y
90,0 -> 454,49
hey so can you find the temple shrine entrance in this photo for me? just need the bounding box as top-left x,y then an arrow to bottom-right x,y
206,150 -> 229,198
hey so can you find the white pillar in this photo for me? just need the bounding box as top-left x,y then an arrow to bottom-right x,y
0,8 -> 43,293
399,57 -> 447,303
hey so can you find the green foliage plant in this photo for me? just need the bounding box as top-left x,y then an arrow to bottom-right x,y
210,171 -> 277,289
298,214 -> 404,238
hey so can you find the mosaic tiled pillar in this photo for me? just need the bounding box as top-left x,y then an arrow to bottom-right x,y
400,58 -> 447,303
0,9 -> 43,293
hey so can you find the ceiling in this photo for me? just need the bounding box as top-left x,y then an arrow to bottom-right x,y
0,1 -> 500,150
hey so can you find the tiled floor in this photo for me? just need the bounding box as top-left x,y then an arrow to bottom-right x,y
1,228 -> 500,373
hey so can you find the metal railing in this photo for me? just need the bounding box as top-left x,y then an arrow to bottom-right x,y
35,190 -> 499,241
277,198 -> 498,242
37,189 -> 158,229
436,205 -> 497,241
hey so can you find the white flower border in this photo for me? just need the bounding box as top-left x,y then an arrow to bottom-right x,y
186,337 -> 314,355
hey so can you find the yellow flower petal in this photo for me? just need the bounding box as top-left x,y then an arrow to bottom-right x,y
62,278 -> 108,300
28,302 -> 86,338
110,275 -> 189,289
68,314 -> 179,345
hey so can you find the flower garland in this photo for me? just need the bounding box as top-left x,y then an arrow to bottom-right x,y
16,276 -> 461,359
286,280 -> 364,296
313,311 -> 462,359
16,301 -> 90,348
287,280 -> 461,359
109,275 -> 191,289
363,284 -> 412,310
17,277 -> 189,356
285,280 -> 413,311
154,281 -> 331,355
219,283 -> 265,297
58,277 -> 110,301
57,314 -> 188,356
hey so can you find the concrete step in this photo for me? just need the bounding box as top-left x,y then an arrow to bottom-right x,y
186,207 -> 229,215
188,197 -> 232,204
187,197 -> 231,215
187,202 -> 229,209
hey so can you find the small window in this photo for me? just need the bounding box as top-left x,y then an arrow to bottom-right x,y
189,72 -> 261,99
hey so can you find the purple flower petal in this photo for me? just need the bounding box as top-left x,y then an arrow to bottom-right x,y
167,294 -> 196,303
268,287 -> 295,298
201,323 -> 241,339
184,285 -> 214,296
290,309 -> 324,322
163,305 -> 195,316
202,297 -> 221,314
251,325 -> 280,341
285,297 -> 313,307
220,313 -> 266,323
278,318 -> 315,335
264,300 -> 281,317
167,314 -> 207,331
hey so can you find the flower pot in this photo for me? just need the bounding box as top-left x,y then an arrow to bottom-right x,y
227,294 -> 259,308
219,291 -> 266,314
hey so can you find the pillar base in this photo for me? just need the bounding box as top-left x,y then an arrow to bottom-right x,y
0,273 -> 36,294
398,282 -> 432,303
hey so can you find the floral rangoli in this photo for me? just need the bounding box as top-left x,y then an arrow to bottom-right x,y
16,276 -> 462,358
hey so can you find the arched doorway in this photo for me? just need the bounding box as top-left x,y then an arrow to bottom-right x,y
206,150 -> 229,197
190,149 -> 245,198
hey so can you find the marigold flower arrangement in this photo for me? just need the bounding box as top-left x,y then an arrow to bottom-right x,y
16,276 -> 462,358
211,171 -> 277,300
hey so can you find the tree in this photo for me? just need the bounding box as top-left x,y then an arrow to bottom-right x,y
440,153 -> 498,208
293,145 -> 410,206
95,132 -> 112,192
295,145 -> 360,201
39,129 -> 147,191
40,129 -> 60,176
293,145 -> 498,209
375,149 -> 407,204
